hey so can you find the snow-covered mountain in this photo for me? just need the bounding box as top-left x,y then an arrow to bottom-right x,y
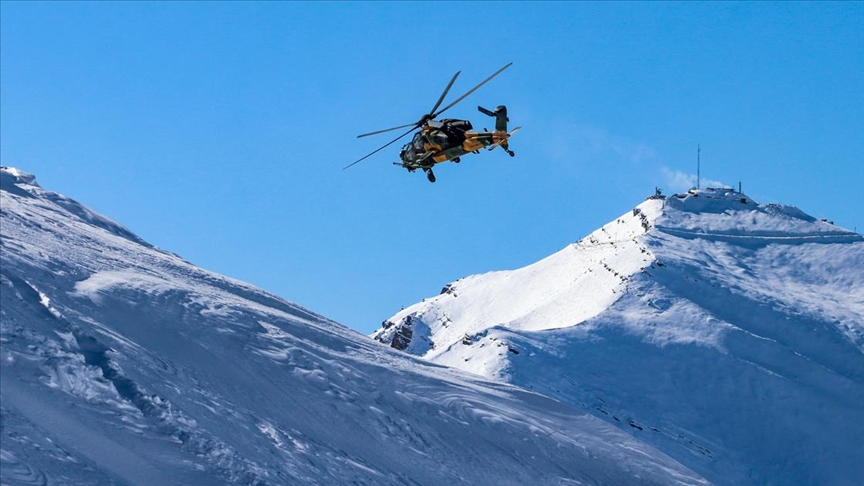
0,165 -> 710,485
374,187 -> 864,486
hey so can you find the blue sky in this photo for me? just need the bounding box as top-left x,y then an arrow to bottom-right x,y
2,1 -> 862,334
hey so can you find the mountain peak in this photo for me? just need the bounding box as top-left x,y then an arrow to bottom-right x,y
375,187 -> 862,356
373,187 -> 864,485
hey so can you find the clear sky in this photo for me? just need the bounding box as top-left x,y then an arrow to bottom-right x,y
2,1 -> 862,334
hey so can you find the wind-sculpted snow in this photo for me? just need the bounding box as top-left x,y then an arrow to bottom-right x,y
1,167 -> 150,248
0,166 -> 707,485
376,187 -> 864,486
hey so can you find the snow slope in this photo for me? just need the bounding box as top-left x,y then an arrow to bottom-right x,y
0,166 -> 708,485
374,187 -> 864,486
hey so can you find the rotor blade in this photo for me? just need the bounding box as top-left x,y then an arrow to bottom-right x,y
428,71 -> 461,117
433,62 -> 512,118
357,122 -> 419,139
358,72 -> 459,138
343,126 -> 417,170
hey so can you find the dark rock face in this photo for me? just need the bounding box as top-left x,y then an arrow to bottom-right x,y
386,315 -> 414,351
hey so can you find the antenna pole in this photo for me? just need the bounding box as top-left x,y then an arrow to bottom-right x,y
697,144 -> 701,189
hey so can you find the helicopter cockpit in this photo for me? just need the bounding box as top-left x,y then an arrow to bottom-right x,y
399,132 -> 427,164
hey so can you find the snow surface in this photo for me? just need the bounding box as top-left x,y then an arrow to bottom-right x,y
374,187 -> 864,486
0,165 -> 708,485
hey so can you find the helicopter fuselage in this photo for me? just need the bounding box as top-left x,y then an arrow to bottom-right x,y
398,106 -> 514,171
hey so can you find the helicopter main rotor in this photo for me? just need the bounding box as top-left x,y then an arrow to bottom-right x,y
344,63 -> 512,170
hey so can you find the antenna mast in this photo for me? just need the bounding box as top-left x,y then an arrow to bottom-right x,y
697,144 -> 701,189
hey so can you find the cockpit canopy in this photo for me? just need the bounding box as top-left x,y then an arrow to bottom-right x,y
400,132 -> 426,163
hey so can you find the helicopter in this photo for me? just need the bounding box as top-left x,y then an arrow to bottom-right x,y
344,63 -> 520,183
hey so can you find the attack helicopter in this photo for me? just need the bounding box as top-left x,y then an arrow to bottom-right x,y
344,63 -> 520,183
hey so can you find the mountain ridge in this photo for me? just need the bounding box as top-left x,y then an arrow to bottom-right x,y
1,166 -> 708,485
